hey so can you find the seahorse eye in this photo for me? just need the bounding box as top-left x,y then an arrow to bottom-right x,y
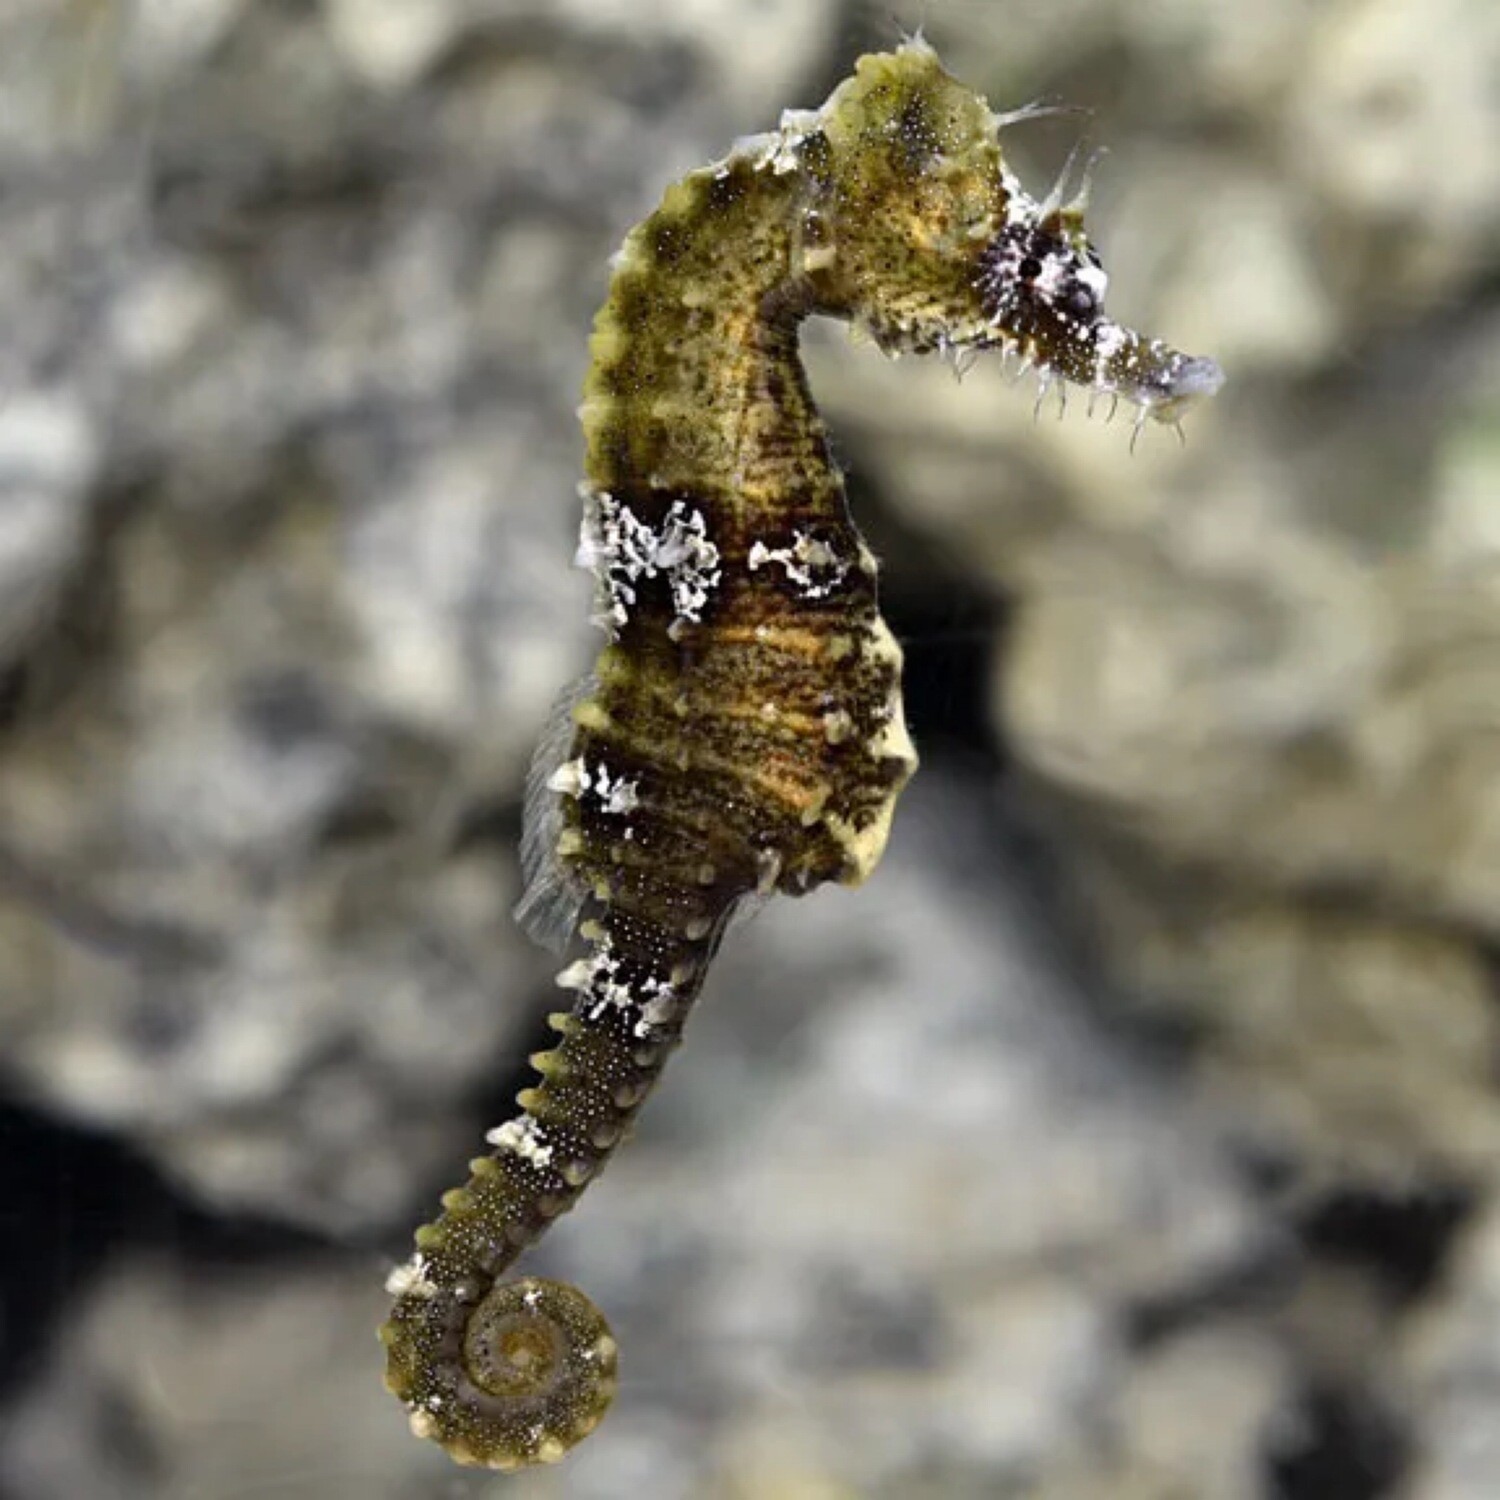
1063,280 -> 1099,316
979,221 -> 1107,335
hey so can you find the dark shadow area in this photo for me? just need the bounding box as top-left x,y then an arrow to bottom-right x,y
844,470 -> 1007,767
0,1099 -> 329,1407
1298,1183 -> 1472,1306
1264,1383 -> 1410,1500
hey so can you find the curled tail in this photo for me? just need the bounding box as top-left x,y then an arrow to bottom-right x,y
380,903 -> 732,1468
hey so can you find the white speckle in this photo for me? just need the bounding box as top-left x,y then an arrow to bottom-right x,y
1094,322 -> 1128,360
555,957 -> 595,990
1077,261 -> 1109,304
1032,250 -> 1070,301
486,1114 -> 554,1169
1093,320 -> 1130,383
1002,183 -> 1039,228
546,757 -> 587,798
555,934 -> 638,1022
823,708 -> 856,744
725,107 -> 824,176
590,762 -> 640,816
747,531 -> 848,598
769,108 -> 822,172
631,977 -> 678,1039
549,934 -> 683,1036
549,756 -> 640,816
577,489 -> 721,635
724,130 -> 778,173
385,1252 -> 439,1300
586,964 -> 637,1021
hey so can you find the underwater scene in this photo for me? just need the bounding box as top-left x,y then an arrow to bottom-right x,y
0,3 -> 1497,1498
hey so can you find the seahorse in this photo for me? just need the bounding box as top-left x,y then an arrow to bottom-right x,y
380,37 -> 1221,1469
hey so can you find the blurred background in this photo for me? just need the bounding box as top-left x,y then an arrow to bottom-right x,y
1,0 -> 1498,1496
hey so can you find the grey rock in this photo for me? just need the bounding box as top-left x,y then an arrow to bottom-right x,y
1403,1200 -> 1500,1499
0,391 -> 96,660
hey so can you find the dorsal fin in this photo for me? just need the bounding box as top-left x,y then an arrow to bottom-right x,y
512,672 -> 596,953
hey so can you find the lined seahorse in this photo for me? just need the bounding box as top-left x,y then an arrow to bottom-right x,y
381,37 -> 1222,1469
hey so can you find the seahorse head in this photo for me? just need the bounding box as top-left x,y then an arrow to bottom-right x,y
809,39 -> 1222,425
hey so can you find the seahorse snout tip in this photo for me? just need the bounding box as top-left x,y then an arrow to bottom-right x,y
1136,350 -> 1224,424
1170,353 -> 1225,403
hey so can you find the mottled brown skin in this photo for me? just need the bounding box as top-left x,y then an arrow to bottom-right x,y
569,52 -> 1004,907
382,41 -> 1221,1470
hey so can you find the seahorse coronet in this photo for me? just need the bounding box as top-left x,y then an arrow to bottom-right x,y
384,35 -> 1221,1468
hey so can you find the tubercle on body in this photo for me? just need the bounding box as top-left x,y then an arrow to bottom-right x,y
382,37 -> 1222,1469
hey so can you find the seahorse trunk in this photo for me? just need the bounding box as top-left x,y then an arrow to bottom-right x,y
573,152 -> 918,899
381,896 -> 732,1469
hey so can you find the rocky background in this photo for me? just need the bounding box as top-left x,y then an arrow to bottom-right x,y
0,1 -> 1497,1496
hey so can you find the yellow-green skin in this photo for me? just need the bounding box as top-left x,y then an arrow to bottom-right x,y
381,39 -> 1221,1470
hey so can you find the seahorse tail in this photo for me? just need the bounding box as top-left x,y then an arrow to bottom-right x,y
379,1082 -> 620,1469
381,1258 -> 616,1469
382,907 -> 726,1466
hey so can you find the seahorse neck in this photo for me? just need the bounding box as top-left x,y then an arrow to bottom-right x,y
578,163 -> 844,534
